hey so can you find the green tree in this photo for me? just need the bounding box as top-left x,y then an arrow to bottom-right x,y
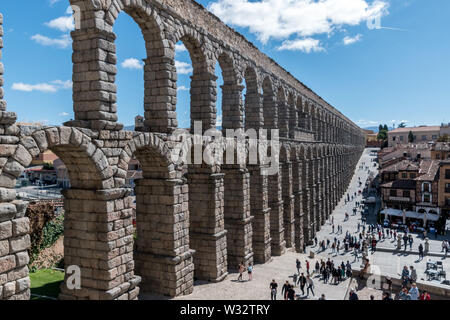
437,134 -> 450,142
398,122 -> 406,128
408,131 -> 414,143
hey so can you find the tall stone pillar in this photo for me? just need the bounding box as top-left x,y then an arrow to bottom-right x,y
187,171 -> 228,282
302,159 -> 313,244
282,161 -> 294,248
59,188 -> 141,300
223,167 -> 253,269
278,100 -> 290,138
190,72 -> 217,132
248,165 -> 271,263
143,56 -> 178,133
292,160 -> 304,252
67,29 -> 122,131
0,14 -> 31,300
268,166 -> 286,255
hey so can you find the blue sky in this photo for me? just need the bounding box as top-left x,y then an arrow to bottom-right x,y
1,0 -> 449,129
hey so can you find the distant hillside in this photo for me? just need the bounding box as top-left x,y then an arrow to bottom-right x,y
124,125 -> 134,131
364,126 -> 379,133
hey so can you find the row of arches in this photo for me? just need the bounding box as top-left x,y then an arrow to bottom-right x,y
68,0 -> 364,146
0,124 -> 362,299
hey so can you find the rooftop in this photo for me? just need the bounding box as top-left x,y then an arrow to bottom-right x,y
389,126 -> 440,134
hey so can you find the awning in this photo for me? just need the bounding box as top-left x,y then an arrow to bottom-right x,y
381,208 -> 440,221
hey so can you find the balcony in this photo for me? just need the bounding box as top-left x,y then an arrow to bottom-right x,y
388,196 -> 413,203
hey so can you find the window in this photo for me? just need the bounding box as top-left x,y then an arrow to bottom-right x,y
410,173 -> 416,179
392,136 -> 396,141
446,198 -> 450,206
400,136 -> 404,141
446,169 -> 450,179
446,183 -> 450,193
436,154 -> 441,160
390,173 -> 396,180
422,135 -> 427,141
401,173 -> 407,179
390,190 -> 397,197
423,183 -> 430,192
423,194 -> 431,203
403,190 -> 410,198
432,135 -> 438,140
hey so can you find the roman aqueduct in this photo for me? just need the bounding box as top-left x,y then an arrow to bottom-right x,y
0,0 -> 365,300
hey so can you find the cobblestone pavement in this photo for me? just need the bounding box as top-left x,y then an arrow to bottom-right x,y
142,250 -> 351,300
142,149 -> 450,300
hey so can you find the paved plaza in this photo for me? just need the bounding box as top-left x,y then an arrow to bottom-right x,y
143,148 -> 450,300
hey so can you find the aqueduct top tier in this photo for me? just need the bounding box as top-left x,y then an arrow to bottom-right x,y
67,0 -> 364,144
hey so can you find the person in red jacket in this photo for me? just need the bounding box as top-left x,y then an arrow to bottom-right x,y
419,290 -> 431,300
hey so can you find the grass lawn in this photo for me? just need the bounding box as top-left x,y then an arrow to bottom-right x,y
30,269 -> 65,300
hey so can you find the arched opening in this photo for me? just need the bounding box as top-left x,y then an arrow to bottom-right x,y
216,53 -> 242,132
114,13 -> 146,129
243,67 -> 261,131
174,36 -> 206,131
4,128 -> 122,300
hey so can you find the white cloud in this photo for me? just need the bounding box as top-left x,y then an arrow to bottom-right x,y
121,58 -> 144,70
12,80 -> 72,93
59,112 -> 70,117
45,16 -> 74,32
175,43 -> 187,52
175,61 -> 193,75
49,0 -> 61,6
277,38 -> 325,53
177,86 -> 190,91
343,34 -> 362,45
31,34 -> 71,49
208,0 -> 388,44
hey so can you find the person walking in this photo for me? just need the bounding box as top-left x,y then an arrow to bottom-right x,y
408,235 -> 413,251
306,260 -> 310,275
269,279 -> 278,300
418,243 -> 424,260
287,284 -> 296,300
306,275 -> 315,297
315,261 -> 320,274
237,262 -> 245,282
282,281 -> 290,300
298,273 -> 307,296
296,259 -> 301,274
318,294 -> 326,300
410,266 -> 417,284
247,263 -> 253,281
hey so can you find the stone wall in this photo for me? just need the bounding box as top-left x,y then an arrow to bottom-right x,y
0,1 -> 365,300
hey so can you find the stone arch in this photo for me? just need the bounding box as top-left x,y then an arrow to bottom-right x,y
70,0 -> 172,132
243,66 -> 261,130
216,52 -> 242,131
1,127 -> 111,190
121,132 -> 193,297
172,30 -> 212,131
